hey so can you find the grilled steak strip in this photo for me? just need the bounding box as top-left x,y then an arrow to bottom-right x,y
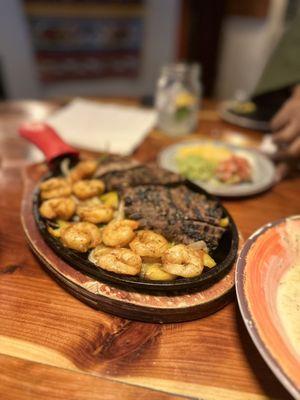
123,185 -> 225,251
94,154 -> 140,177
168,185 -> 223,226
168,220 -> 224,249
101,164 -> 183,192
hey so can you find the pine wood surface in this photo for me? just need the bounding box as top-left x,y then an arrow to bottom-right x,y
0,99 -> 299,400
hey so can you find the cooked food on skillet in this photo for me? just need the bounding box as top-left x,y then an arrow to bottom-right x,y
39,177 -> 72,199
37,155 -> 229,282
60,222 -> 102,253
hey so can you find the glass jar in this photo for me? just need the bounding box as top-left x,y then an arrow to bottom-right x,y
155,63 -> 201,136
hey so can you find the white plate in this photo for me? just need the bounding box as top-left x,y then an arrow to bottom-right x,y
158,140 -> 276,197
218,100 -> 270,131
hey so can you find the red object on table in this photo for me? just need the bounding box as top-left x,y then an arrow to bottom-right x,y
19,122 -> 78,164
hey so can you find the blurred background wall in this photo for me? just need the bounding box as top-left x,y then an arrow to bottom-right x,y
0,0 -> 295,101
0,0 -> 40,98
0,0 -> 180,99
216,0 -> 288,99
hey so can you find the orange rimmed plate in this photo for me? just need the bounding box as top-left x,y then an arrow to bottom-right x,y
236,216 -> 300,399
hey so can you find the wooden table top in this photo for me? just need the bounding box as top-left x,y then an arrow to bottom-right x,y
0,99 -> 299,400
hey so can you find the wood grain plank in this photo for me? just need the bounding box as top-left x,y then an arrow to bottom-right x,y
0,269 -> 292,399
0,354 -> 193,400
121,377 -> 276,400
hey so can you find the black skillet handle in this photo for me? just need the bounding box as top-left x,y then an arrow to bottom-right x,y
19,122 -> 79,166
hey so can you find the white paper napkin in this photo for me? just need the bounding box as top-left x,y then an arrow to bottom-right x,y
29,98 -> 157,162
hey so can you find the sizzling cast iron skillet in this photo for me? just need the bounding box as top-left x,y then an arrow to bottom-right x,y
21,122 -> 239,293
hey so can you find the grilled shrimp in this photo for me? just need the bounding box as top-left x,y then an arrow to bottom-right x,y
72,179 -> 105,200
102,219 -> 139,247
76,203 -> 114,224
39,197 -> 76,220
162,244 -> 204,278
40,177 -> 72,200
129,230 -> 169,258
69,160 -> 98,182
89,247 -> 141,276
60,222 -> 102,252
47,220 -> 70,238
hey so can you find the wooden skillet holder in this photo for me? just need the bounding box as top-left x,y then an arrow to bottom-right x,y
20,122 -> 242,323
